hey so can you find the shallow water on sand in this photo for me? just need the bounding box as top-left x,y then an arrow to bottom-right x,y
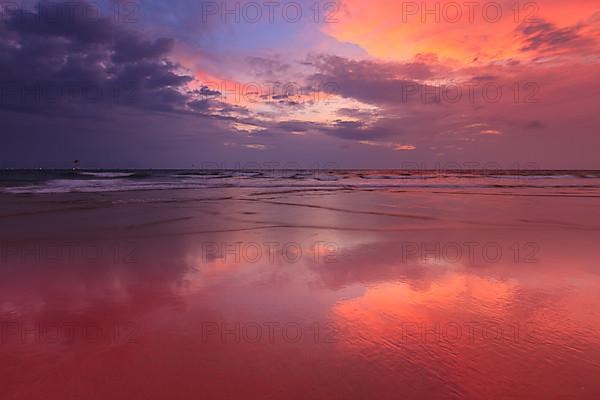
1,185 -> 599,399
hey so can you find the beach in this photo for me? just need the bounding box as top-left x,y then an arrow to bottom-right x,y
1,171 -> 600,399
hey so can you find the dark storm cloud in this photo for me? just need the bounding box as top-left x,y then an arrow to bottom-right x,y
324,124 -> 397,141
306,54 -> 454,106
0,1 -> 195,115
518,20 -> 587,52
275,120 -> 315,132
337,107 -> 378,119
262,117 -> 399,143
246,56 -> 291,79
0,1 -> 274,167
307,54 -> 437,81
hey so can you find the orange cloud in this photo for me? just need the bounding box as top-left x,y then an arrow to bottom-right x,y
326,0 -> 599,64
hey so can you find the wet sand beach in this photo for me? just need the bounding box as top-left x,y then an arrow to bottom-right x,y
1,174 -> 600,399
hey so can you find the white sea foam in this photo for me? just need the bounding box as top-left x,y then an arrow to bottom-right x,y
2,170 -> 600,194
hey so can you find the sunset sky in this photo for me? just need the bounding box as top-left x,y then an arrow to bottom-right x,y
1,0 -> 599,168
